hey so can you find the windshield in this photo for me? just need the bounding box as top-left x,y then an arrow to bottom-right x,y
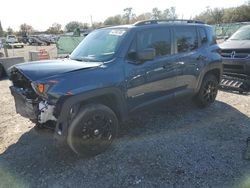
8,36 -> 16,39
70,28 -> 128,62
229,26 -> 250,40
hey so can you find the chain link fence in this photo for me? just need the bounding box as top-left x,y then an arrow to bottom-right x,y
214,22 -> 250,39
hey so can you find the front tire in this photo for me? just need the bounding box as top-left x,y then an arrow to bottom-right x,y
67,104 -> 118,156
194,74 -> 219,108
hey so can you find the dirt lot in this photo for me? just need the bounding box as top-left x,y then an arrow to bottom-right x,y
0,78 -> 250,188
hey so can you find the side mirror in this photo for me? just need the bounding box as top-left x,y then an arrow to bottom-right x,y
138,48 -> 156,62
224,36 -> 229,41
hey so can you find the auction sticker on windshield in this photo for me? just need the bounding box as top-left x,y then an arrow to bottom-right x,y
109,30 -> 126,36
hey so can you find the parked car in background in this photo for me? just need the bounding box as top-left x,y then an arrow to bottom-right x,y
28,36 -> 47,46
220,25 -> 250,76
9,19 -> 222,156
5,35 -> 24,48
37,35 -> 52,45
219,25 -> 250,92
6,35 -> 18,43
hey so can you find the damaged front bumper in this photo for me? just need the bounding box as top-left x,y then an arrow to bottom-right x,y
10,86 -> 57,124
10,86 -> 38,120
9,68 -> 65,142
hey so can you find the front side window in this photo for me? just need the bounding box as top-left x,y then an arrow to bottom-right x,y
175,27 -> 198,53
127,39 -> 137,61
70,28 -> 127,62
137,28 -> 171,57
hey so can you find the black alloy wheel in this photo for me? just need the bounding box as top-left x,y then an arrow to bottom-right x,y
67,104 -> 118,156
194,74 -> 219,108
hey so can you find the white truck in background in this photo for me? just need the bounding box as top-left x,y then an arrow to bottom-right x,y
6,35 -> 18,43
0,36 -> 25,78
5,35 -> 24,48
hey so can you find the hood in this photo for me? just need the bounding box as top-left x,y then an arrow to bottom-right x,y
13,59 -> 102,81
219,40 -> 250,49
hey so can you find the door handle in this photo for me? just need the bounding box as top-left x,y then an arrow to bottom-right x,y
177,62 -> 185,65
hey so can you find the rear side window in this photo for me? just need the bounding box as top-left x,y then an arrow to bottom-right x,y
137,28 -> 171,57
199,28 -> 208,45
175,27 -> 198,53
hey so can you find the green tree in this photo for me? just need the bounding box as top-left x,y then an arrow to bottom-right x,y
92,22 -> 103,29
82,23 -> 89,29
104,15 -> 123,25
152,8 -> 162,19
123,7 -> 136,24
135,13 -> 152,22
162,7 -> 178,19
7,27 -> 14,35
195,7 -> 219,24
234,5 -> 250,22
195,4 -> 250,24
20,23 -> 34,35
211,8 -> 224,24
65,21 -> 85,32
222,8 -> 236,23
46,23 -> 62,34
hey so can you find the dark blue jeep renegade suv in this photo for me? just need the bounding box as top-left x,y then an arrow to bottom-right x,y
9,20 -> 222,156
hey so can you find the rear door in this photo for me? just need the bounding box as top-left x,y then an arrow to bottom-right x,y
173,26 -> 201,90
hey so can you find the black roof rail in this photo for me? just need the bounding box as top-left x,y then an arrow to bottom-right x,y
134,19 -> 205,26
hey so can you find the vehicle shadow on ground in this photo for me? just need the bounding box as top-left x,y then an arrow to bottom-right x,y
0,100 -> 250,187
0,76 -> 8,81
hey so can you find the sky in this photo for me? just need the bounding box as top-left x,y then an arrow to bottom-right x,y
0,0 -> 246,31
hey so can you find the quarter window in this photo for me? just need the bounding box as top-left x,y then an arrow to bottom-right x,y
137,28 -> 171,57
199,28 -> 208,45
175,27 -> 198,53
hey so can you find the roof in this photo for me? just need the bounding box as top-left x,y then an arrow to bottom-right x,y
101,19 -> 209,30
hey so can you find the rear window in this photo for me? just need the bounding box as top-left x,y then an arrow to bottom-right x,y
175,27 -> 198,53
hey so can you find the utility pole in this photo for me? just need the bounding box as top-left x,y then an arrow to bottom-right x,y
90,15 -> 93,28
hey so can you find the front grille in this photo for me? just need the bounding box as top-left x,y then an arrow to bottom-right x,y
10,69 -> 30,88
10,68 -> 37,99
221,49 -> 250,59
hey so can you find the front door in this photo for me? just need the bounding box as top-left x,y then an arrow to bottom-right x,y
125,27 -> 181,110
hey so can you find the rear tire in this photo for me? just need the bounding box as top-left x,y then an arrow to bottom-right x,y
67,104 -> 118,156
194,74 -> 219,108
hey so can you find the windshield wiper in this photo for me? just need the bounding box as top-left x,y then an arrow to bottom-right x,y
71,58 -> 83,62
70,57 -> 99,62
80,57 -> 97,62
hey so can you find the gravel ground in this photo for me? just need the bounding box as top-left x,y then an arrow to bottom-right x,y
0,79 -> 250,188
